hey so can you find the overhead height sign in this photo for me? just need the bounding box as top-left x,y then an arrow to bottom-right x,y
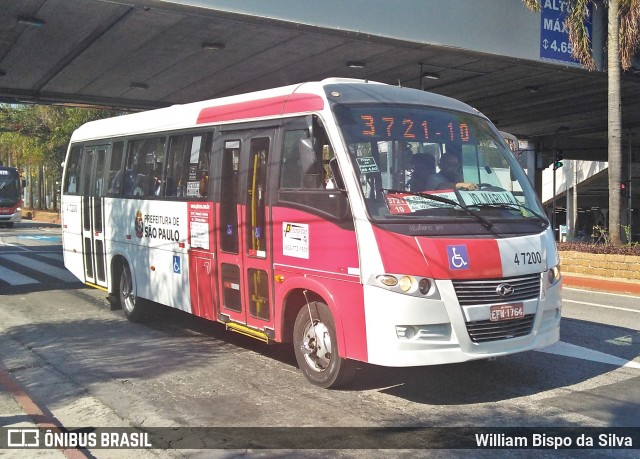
539,0 -> 592,65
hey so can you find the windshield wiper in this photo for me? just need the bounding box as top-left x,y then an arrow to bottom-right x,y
381,188 -> 494,230
465,202 -> 547,222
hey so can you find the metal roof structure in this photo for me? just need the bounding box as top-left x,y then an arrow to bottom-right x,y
1,0 -> 639,211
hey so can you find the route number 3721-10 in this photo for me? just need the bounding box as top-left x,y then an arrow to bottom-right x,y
514,251 -> 542,265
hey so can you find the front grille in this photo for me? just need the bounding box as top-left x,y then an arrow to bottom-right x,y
466,314 -> 535,343
452,274 -> 541,306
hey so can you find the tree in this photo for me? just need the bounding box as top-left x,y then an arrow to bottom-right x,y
0,105 -> 117,210
523,0 -> 640,245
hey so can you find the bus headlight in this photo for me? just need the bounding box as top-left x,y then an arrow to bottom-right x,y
418,278 -> 433,295
548,264 -> 561,286
398,275 -> 414,292
371,273 -> 439,299
376,275 -> 398,287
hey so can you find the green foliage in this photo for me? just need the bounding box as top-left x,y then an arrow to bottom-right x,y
557,241 -> 640,255
567,0 -> 596,70
0,104 -> 117,172
521,0 -> 541,11
0,104 -> 119,209
619,0 -> 640,69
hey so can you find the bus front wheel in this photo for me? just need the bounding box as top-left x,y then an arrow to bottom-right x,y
293,301 -> 355,388
119,262 -> 148,323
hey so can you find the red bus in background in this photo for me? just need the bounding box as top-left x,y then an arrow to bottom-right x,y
0,166 -> 24,227
61,79 -> 561,388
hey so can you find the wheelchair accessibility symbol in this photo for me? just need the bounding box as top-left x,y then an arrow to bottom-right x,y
446,245 -> 469,270
173,255 -> 181,274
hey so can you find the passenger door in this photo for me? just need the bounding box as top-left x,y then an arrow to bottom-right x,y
216,130 -> 276,334
80,145 -> 109,289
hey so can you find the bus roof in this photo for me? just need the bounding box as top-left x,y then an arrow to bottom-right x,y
0,166 -> 19,176
70,78 -> 482,143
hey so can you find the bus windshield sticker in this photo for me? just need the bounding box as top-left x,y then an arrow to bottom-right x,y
459,190 -> 518,206
384,191 -> 457,214
355,157 -> 379,174
188,165 -> 197,181
283,222 -> 309,259
186,181 -> 200,196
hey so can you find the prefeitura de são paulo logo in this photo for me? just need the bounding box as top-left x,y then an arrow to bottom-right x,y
135,210 -> 144,238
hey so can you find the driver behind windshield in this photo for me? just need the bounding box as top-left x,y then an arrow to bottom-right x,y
424,152 -> 477,191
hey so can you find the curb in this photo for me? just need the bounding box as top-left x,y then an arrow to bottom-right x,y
563,275 -> 640,296
23,210 -> 61,225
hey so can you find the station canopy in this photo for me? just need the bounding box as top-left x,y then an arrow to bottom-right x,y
1,0 -> 640,164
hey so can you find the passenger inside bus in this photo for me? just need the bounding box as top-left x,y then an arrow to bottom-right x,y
109,155 -> 135,195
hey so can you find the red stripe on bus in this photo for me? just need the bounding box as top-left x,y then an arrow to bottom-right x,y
372,227 -> 503,279
196,93 -> 324,124
417,238 -> 502,279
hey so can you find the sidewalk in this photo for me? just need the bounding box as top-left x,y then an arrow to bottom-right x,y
23,209 -> 61,225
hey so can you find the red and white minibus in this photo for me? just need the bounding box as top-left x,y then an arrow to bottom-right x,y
61,79 -> 561,388
0,166 -> 24,227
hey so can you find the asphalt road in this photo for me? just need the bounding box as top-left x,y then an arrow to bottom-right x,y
0,222 -> 638,458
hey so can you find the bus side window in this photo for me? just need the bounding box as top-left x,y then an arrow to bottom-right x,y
196,133 -> 212,198
166,135 -> 190,198
106,142 -> 125,195
277,124 -> 349,220
279,128 -> 334,190
124,137 -> 166,197
280,130 -> 305,189
63,146 -> 82,195
174,132 -> 212,199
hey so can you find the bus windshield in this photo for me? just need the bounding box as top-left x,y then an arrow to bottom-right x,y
0,172 -> 21,206
334,104 -> 546,228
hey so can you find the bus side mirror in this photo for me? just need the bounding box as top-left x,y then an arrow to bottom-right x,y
21,179 -> 26,188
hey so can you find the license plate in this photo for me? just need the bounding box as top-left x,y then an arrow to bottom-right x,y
490,303 -> 524,322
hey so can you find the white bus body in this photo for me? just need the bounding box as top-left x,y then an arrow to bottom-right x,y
61,79 -> 561,388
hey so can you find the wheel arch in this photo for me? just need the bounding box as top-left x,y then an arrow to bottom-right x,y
109,253 -> 132,297
278,278 -> 347,357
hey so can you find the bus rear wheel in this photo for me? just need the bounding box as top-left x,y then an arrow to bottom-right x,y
293,301 -> 355,388
119,262 -> 148,323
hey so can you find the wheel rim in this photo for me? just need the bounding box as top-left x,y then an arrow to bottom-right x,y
301,320 -> 332,372
121,268 -> 135,313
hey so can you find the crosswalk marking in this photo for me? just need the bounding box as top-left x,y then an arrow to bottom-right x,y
2,254 -> 78,283
37,252 -> 64,263
0,241 -> 29,251
0,264 -> 39,286
535,341 -> 640,370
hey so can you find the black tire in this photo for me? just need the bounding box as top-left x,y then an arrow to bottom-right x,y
293,301 -> 355,388
119,262 -> 148,323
